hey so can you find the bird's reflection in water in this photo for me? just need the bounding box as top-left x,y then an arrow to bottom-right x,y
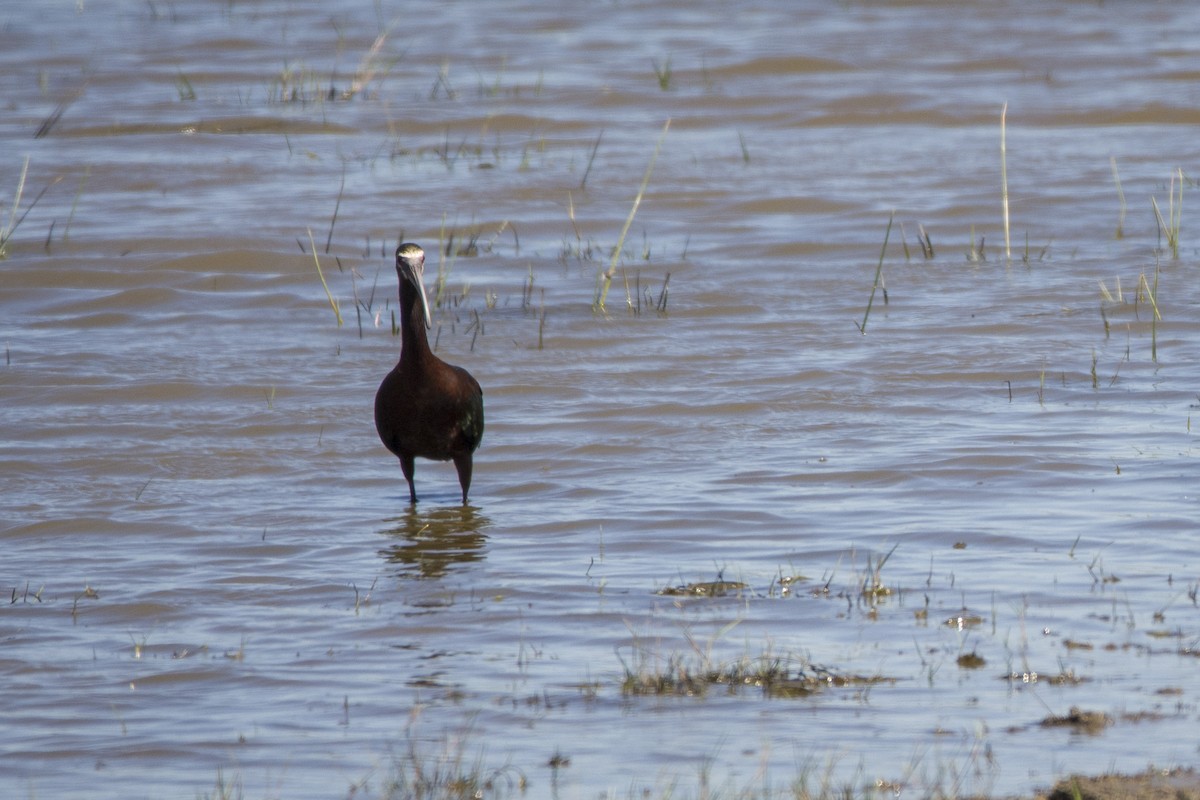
378,504 -> 490,579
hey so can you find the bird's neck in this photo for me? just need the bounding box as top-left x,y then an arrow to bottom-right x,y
400,279 -> 433,362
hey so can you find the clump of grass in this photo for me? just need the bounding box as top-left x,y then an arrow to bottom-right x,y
1151,167 -> 1184,259
613,269 -> 672,316
9,581 -> 45,604
1099,263 -> 1162,362
619,644 -> 892,699
268,61 -> 328,104
652,55 -> 672,90
381,730 -> 526,799
429,61 -> 457,100
560,192 -> 599,262
898,221 -> 933,261
474,58 -> 506,98
966,225 -> 985,262
175,70 -> 196,101
859,543 -> 897,602
655,579 -> 748,597
1020,232 -> 1050,263
199,768 -> 243,800
918,223 -> 934,258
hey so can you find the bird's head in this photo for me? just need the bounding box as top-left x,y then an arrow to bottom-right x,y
396,242 -> 432,330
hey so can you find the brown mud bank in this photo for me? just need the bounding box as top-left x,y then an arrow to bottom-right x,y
1033,768 -> 1200,800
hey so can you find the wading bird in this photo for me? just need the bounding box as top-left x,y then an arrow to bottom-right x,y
375,243 -> 484,504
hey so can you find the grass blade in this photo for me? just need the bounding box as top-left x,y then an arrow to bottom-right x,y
1,158 -> 63,259
1000,102 -> 1011,262
595,119 -> 670,312
856,211 -> 894,334
307,226 -> 343,326
579,129 -> 603,190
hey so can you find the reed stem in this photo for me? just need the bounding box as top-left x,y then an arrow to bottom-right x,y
307,227 -> 343,326
1000,102 -> 1011,262
856,211 -> 894,334
595,119 -> 671,312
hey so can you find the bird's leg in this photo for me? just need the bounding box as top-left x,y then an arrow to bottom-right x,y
453,454 -> 473,505
399,454 -> 418,504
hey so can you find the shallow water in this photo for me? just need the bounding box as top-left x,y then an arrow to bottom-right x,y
2,2 -> 1199,798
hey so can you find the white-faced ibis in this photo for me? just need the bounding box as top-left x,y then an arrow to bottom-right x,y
375,243 -> 484,504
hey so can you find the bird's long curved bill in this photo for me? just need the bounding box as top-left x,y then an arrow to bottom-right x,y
416,278 -> 432,330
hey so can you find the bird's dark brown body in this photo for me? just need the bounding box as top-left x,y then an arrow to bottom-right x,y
375,243 -> 484,504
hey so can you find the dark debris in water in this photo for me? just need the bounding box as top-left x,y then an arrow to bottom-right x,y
956,651 -> 986,669
1040,706 -> 1112,734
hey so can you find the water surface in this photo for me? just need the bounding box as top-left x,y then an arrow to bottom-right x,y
2,2 -> 1199,798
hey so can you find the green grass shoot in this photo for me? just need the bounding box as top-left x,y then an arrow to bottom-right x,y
325,164 -> 345,254
594,119 -> 670,312
1139,260 -> 1162,361
652,56 -> 672,90
175,70 -> 196,101
306,227 -> 343,326
855,211 -> 893,334
966,225 -> 986,262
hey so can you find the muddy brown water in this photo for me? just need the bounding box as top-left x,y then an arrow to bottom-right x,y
3,2 -> 1199,798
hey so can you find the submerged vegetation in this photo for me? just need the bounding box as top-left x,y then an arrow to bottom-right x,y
200,761 -> 1200,800
618,644 -> 895,699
